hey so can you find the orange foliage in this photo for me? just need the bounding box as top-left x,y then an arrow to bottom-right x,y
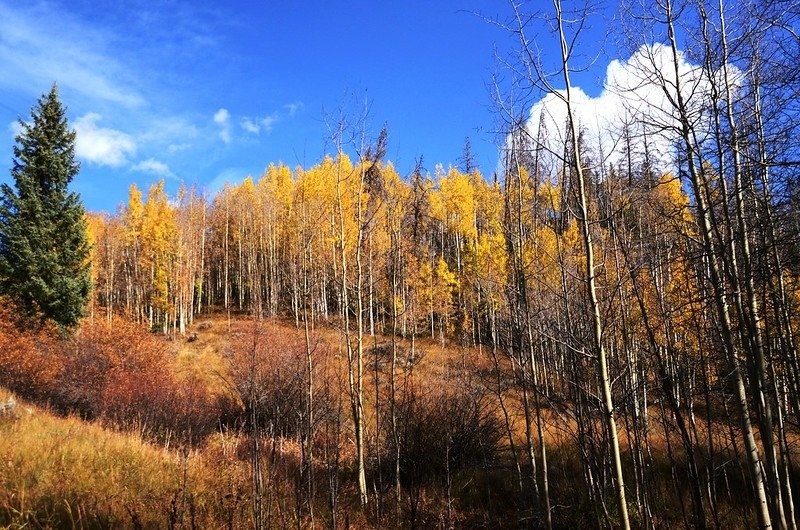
0,306 -> 221,443
63,318 -> 222,441
0,299 -> 59,400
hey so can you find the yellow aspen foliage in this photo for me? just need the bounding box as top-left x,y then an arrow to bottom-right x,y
439,167 -> 478,241
258,163 -> 295,232
293,163 -> 336,261
84,213 -> 103,269
432,256 -> 459,333
237,175 -> 257,204
472,172 -> 503,236
528,225 -> 561,289
537,180 -> 561,219
261,162 -> 294,210
141,181 -> 178,315
652,172 -> 692,226
124,184 -> 144,244
329,153 -> 360,253
84,213 -> 106,312
469,233 -> 506,292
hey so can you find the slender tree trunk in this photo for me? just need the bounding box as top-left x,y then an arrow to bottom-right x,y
554,2 -> 630,527
662,2 -> 771,526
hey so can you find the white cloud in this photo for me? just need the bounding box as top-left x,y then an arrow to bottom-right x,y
240,117 -> 260,134
240,113 -> 279,135
218,103 -> 297,141
132,158 -> 175,179
213,107 -> 231,143
0,4 -> 217,175
213,108 -> 230,124
8,120 -> 24,138
284,101 -> 304,117
74,113 -> 136,167
167,142 -> 191,154
519,44 -> 713,177
260,115 -> 277,133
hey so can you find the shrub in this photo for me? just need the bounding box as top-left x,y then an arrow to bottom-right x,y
0,299 -> 59,401
54,318 -> 170,420
390,381 -> 504,489
61,318 -> 223,443
228,322 -> 333,441
0,310 -> 222,444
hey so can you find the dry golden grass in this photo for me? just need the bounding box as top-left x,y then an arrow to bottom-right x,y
174,321 -> 232,400
0,389 -> 252,529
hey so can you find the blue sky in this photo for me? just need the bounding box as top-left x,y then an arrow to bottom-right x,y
0,1 -> 615,213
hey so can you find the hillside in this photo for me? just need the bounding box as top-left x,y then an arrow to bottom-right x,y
1,313 -> 780,529
2,1 -> 800,528
0,385 -> 257,529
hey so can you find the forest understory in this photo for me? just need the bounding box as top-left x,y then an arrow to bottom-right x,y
1,309 -> 796,529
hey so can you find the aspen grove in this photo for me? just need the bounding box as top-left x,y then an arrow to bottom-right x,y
3,0 -> 800,528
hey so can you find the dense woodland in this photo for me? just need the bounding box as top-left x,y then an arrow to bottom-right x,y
3,0 -> 800,528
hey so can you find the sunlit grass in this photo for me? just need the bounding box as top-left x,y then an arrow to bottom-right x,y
0,391 -> 249,528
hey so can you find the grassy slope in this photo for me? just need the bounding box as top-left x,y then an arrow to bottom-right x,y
0,315 -> 494,529
0,386 -> 251,529
0,315 -> 769,529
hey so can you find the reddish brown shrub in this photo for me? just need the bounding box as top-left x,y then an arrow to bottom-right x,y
0,299 -> 60,400
56,318 -> 222,443
228,322 -> 333,439
0,307 -> 226,443
53,317 -> 170,419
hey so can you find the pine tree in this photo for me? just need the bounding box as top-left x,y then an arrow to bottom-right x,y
0,84 -> 91,329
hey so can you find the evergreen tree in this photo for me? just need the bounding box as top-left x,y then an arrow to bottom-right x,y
0,84 -> 91,329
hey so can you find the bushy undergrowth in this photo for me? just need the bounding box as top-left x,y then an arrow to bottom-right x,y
227,323 -> 337,439
391,382 -> 504,489
0,305 -> 764,528
0,300 -> 222,443
0,303 -> 60,400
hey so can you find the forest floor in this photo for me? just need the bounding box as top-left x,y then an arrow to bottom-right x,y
0,312 -> 780,529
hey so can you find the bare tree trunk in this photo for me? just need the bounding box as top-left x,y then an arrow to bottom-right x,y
661,2 -> 771,526
334,150 -> 368,507
553,2 -> 630,527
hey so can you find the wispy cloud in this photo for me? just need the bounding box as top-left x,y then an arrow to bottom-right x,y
0,1 -> 305,211
284,101 -> 304,117
7,120 -> 23,138
211,100 -> 304,144
74,113 -> 136,167
0,2 -> 144,108
167,142 -> 191,154
139,117 -> 199,144
240,113 -> 279,135
0,2 -> 213,169
260,115 -> 278,133
240,117 -> 261,134
132,158 -> 175,179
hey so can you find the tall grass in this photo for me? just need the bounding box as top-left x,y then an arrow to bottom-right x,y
0,396 -> 251,529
